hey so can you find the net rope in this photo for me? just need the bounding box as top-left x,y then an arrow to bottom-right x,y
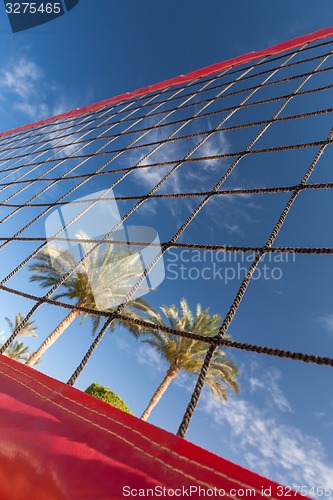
0,36 -> 332,437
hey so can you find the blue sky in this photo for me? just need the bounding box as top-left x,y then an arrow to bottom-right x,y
0,1 -> 333,496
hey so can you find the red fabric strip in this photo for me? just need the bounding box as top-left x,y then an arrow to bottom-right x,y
0,355 -> 309,499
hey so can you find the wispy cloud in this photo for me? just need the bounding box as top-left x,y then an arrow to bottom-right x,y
136,344 -> 165,373
0,58 -> 43,100
194,129 -> 231,169
317,314 -> 333,334
200,365 -> 333,490
0,57 -> 49,120
136,198 -> 159,216
115,336 -> 131,352
119,112 -> 258,238
0,56 -> 76,122
132,125 -> 231,217
14,101 -> 49,120
202,392 -> 333,489
133,165 -> 174,192
249,368 -> 293,413
131,126 -> 181,190
44,120 -> 87,160
205,193 -> 260,238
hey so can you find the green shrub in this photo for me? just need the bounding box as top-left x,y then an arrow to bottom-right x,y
85,383 -> 133,415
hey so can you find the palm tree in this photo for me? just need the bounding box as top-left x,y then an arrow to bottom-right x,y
26,231 -> 156,366
140,299 -> 239,421
5,313 -> 38,339
0,313 -> 38,363
1,341 -> 30,362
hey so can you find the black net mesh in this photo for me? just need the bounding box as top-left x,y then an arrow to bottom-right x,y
0,35 -> 333,437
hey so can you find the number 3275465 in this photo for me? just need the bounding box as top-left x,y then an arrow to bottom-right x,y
5,3 -> 62,14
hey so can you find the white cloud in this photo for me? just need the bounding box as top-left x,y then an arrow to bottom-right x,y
205,194 -> 260,238
223,222 -> 244,236
199,364 -> 332,492
201,392 -> 333,491
115,336 -> 131,351
317,314 -> 333,334
131,127 -> 231,219
133,165 -> 173,192
0,56 -> 76,122
194,130 -> 231,168
249,376 -> 265,391
14,101 -> 50,121
0,58 -> 43,100
249,368 -> 293,413
132,153 -> 181,201
136,344 -> 165,373
44,121 -> 86,159
136,198 -> 159,216
131,135 -> 179,216
0,58 -> 50,121
174,371 -> 194,392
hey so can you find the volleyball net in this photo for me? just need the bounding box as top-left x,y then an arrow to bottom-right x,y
0,27 -> 332,442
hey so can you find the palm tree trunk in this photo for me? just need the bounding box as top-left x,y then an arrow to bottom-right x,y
141,364 -> 179,421
26,306 -> 82,367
